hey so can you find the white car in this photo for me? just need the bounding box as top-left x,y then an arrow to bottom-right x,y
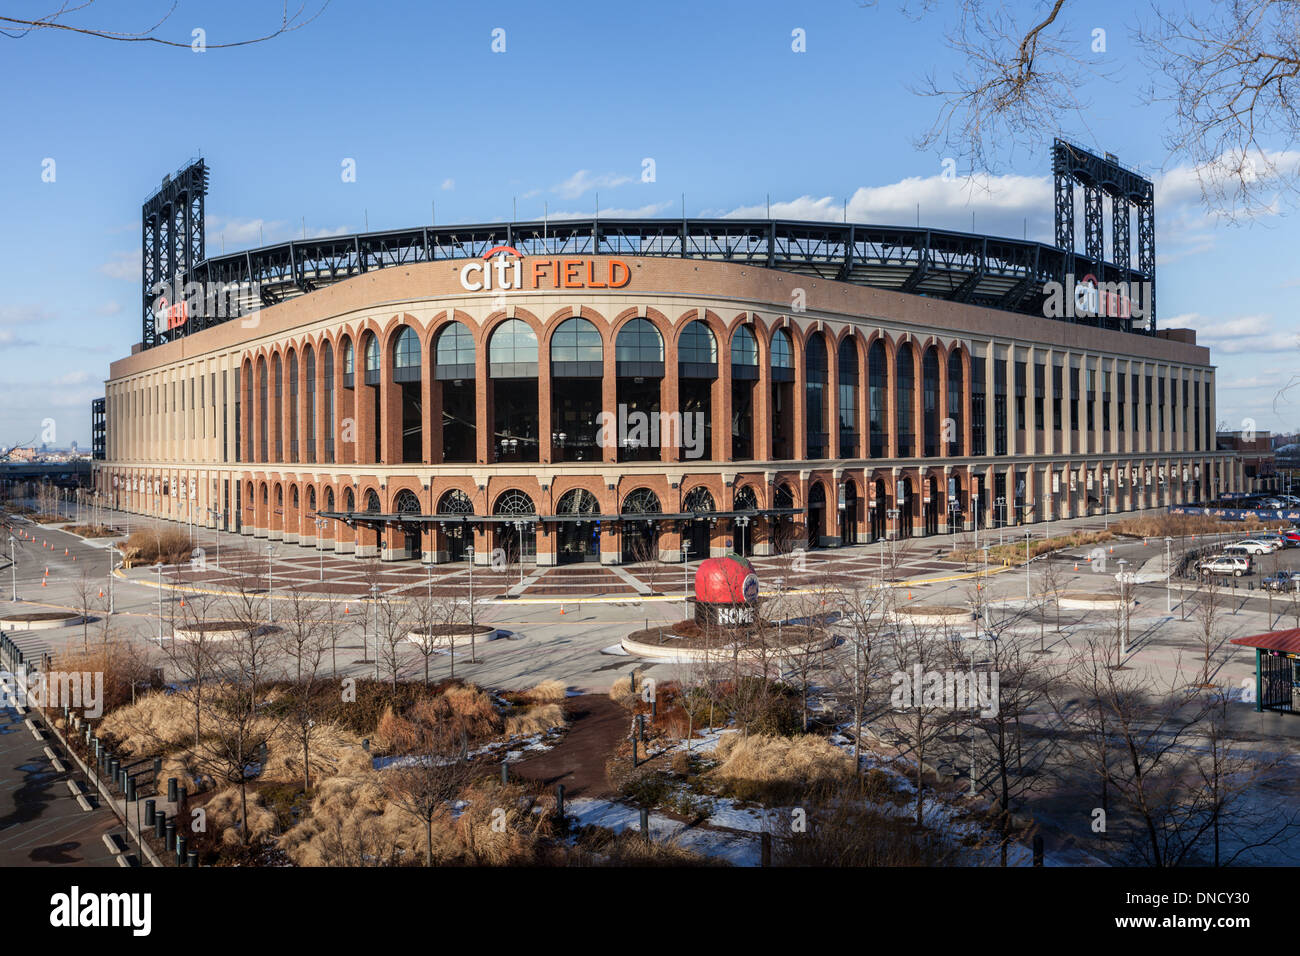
1198,555 -> 1250,577
1234,539 -> 1279,554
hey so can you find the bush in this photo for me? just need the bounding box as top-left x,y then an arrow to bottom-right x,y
710,733 -> 854,804
119,528 -> 192,566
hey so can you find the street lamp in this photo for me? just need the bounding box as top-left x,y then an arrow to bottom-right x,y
314,518 -> 328,580
206,508 -> 222,569
1164,535 -> 1173,614
106,544 -> 119,614
681,537 -> 692,617
266,545 -> 276,624
1116,557 -> 1130,661
8,535 -> 16,602
153,562 -> 164,646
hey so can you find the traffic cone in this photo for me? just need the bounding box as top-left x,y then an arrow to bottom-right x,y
1108,545 -> 1114,554
64,547 -> 68,555
343,605 -> 349,615
559,605 -> 565,615
41,578 -> 46,588
1073,562 -> 1078,571
179,597 -> 185,607
98,589 -> 104,598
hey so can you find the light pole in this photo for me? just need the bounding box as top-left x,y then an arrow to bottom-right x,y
681,538 -> 692,617
106,545 -> 119,614
206,508 -> 222,569
1164,535 -> 1173,614
973,492 -> 980,553
1116,557 -> 1130,662
1025,528 -> 1032,606
314,518 -> 327,581
995,496 -> 1006,544
266,545 -> 276,624
367,582 -> 381,678
1043,492 -> 1052,542
466,544 -> 477,661
8,535 -> 16,602
968,641 -> 977,797
154,563 -> 164,646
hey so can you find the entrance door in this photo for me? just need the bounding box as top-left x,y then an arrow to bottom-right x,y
688,518 -> 711,559
557,520 -> 599,563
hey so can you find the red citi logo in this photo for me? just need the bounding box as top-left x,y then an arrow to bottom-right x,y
459,246 -> 631,292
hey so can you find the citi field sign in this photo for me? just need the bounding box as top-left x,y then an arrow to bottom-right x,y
459,246 -> 631,292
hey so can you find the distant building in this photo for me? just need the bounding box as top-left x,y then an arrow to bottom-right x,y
1217,430 -> 1278,492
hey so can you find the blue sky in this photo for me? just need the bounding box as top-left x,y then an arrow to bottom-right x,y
1,0 -> 1297,447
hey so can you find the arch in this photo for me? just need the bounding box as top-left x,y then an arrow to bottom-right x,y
621,487 -> 662,515
394,488 -> 422,515
307,485 -> 316,514
896,341 -> 916,457
488,318 -> 538,374
435,320 -> 476,374
549,317 -> 603,367
838,337 -> 861,457
770,327 -> 794,371
554,487 -> 600,563
805,331 -> 829,458
493,489 -> 537,517
615,318 -> 664,364
344,487 -> 355,513
731,325 -> 759,367
437,488 -> 474,514
304,343 -> 317,461
683,486 -> 716,514
364,488 -> 381,513
923,346 -> 941,457
620,487 -> 662,564
678,320 -> 717,368
362,332 -> 380,381
492,488 -> 537,563
392,325 -> 421,379
946,347 -> 966,456
868,338 -> 888,458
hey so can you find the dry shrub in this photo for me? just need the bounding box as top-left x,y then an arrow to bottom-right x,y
710,733 -> 854,804
572,828 -> 725,867
158,753 -> 202,791
279,773 -> 421,866
50,643 -> 155,720
120,528 -> 192,566
504,703 -> 565,738
374,705 -> 420,752
1113,513 -> 1288,538
524,679 -> 567,703
408,684 -> 502,742
98,690 -> 193,756
609,675 -> 636,708
259,721 -> 372,785
204,787 -> 278,843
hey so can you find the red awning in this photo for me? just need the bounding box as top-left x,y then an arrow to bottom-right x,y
1230,629 -> 1300,654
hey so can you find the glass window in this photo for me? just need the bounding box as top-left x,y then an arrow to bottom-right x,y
393,326 -> 420,369
436,321 -> 475,366
679,321 -> 717,365
489,318 -> 538,365
732,326 -> 759,366
770,329 -> 793,368
364,335 -> 379,373
615,318 -> 664,363
551,318 -> 603,363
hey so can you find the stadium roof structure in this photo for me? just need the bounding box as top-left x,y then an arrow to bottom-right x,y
141,144 -> 1156,350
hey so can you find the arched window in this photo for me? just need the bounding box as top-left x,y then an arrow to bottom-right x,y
489,319 -> 538,375
342,337 -> 355,387
322,340 -> 334,461
615,318 -> 664,365
556,488 -> 600,515
435,321 -> 475,376
325,487 -> 334,512
272,354 -> 283,460
307,485 -> 316,513
947,349 -> 964,456
394,489 -> 421,515
363,334 -> 380,384
683,486 -> 715,514
437,488 -> 474,515
869,340 -> 887,458
393,326 -> 420,381
923,347 -> 940,457
678,321 -> 717,368
805,332 -> 828,458
732,325 -> 758,368
288,350 -> 299,461
770,328 -> 793,372
621,487 -> 662,515
550,318 -> 603,371
493,489 -> 536,517
839,338 -> 860,457
304,345 -> 316,461
896,342 -> 915,457
344,487 -> 354,512
734,486 -> 758,511
364,489 -> 381,513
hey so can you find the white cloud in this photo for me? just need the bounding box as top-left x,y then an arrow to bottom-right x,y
554,169 -> 634,200
98,249 -> 140,280
547,201 -> 674,220
1165,311 -> 1300,355
441,178 -> 455,191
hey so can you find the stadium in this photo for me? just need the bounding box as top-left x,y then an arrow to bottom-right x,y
92,141 -> 1243,566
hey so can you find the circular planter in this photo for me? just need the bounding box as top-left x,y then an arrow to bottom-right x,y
1057,591 -> 1131,611
406,624 -> 498,646
895,604 -> 971,628
172,621 -> 280,642
620,619 -> 836,661
0,610 -> 84,631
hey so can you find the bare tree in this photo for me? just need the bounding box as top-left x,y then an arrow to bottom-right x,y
1193,572 -> 1226,689
901,0 -> 1300,216
383,714 -> 479,866
276,589 -> 330,793
1,2 -> 331,48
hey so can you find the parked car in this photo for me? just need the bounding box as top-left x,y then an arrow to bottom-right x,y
1198,555 -> 1250,577
1255,532 -> 1289,548
1233,538 -> 1280,554
1263,570 -> 1300,592
1281,529 -> 1300,546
